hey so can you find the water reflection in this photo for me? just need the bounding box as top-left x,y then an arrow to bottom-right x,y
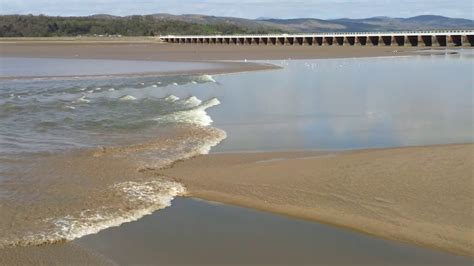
161,51 -> 473,152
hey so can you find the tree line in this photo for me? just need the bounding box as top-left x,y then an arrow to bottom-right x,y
0,15 -> 280,37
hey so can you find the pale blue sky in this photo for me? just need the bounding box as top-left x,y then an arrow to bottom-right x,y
1,0 -> 472,19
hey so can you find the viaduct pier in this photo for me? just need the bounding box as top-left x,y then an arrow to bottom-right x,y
161,30 -> 474,47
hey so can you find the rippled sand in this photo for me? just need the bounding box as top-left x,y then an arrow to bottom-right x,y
159,143 -> 474,256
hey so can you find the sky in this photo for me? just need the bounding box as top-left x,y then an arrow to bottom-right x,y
1,0 -> 472,19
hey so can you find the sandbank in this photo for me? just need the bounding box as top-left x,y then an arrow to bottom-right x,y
159,143 -> 474,257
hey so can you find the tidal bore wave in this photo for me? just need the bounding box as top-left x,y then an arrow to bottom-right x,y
0,74 -> 225,247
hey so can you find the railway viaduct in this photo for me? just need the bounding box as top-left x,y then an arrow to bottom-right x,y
161,30 -> 474,47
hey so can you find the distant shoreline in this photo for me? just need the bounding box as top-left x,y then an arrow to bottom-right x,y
0,39 -> 424,61
0,36 -> 162,44
0,59 -> 279,80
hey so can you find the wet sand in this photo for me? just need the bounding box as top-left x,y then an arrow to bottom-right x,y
2,198 -> 470,265
159,143 -> 474,257
0,57 -> 277,80
0,244 -> 113,266
0,56 -> 277,80
76,198 -> 471,265
0,40 -> 416,61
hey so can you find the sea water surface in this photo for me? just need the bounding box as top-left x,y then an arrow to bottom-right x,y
0,50 -> 472,248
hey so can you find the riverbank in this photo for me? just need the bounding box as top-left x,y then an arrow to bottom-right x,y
0,40 -> 418,61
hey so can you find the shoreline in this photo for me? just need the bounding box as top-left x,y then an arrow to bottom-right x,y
1,40 -> 459,80
183,194 -> 472,259
2,197 -> 469,265
159,143 -> 474,257
0,60 -> 279,80
0,41 -> 422,61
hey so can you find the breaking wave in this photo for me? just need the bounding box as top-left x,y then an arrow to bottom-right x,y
164,95 -> 179,102
197,74 -> 216,83
6,179 -> 185,247
0,125 -> 226,247
155,98 -> 221,126
0,74 -> 227,247
118,95 -> 137,101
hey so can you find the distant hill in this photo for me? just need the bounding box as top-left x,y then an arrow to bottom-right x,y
328,15 -> 474,32
149,13 -> 278,31
0,14 -> 472,37
149,14 -> 473,33
0,14 -> 281,37
148,14 -> 474,33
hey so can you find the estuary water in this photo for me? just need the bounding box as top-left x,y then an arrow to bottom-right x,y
0,60 -> 227,247
169,51 -> 473,152
0,50 -> 472,247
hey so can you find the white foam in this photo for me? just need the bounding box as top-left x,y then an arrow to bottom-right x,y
193,128 -> 227,155
114,180 -> 185,204
164,95 -> 179,102
197,74 -> 216,83
34,179 -> 186,245
200,97 -> 221,110
119,95 -> 137,101
63,105 -> 76,110
156,97 -> 220,126
172,82 -> 178,86
183,96 -> 202,107
108,88 -> 115,92
75,96 -> 91,103
151,84 -> 158,88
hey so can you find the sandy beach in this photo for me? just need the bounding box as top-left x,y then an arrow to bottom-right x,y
159,143 -> 474,257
